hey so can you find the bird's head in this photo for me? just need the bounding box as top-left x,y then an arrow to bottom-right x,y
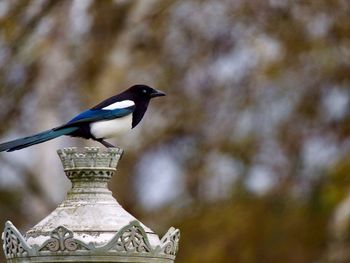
126,85 -> 166,100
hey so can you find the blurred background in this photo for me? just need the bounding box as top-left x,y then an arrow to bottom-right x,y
0,0 -> 350,262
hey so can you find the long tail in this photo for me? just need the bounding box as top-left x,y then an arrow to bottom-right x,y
0,126 -> 78,152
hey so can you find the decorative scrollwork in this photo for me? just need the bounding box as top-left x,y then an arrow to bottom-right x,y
39,226 -> 90,252
2,221 -> 32,258
116,223 -> 151,252
160,227 -> 180,256
2,220 -> 180,261
99,221 -> 152,253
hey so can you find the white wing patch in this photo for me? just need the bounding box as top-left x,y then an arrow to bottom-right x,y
103,100 -> 135,110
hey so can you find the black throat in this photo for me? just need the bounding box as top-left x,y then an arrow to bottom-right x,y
131,99 -> 150,128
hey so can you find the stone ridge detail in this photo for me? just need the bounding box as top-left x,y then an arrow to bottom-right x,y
2,220 -> 180,260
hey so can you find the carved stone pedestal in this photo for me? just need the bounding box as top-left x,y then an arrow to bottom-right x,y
2,147 -> 180,262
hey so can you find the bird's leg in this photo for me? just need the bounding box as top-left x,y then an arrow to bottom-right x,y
97,139 -> 116,148
96,139 -> 123,160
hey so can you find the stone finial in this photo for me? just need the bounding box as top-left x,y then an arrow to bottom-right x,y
2,147 -> 180,262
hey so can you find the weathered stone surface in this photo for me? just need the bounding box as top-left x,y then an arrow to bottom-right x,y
2,147 -> 180,262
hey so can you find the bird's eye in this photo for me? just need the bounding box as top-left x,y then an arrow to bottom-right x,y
142,89 -> 147,93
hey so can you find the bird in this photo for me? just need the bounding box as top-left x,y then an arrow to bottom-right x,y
0,84 -> 166,152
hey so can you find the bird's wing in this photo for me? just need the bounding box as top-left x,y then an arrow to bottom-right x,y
56,106 -> 135,130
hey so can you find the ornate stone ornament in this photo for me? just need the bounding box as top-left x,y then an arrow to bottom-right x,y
2,147 -> 180,262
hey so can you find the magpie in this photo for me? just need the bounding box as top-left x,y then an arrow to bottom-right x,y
0,85 -> 165,152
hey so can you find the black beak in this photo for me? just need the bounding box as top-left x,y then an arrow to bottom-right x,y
150,89 -> 166,98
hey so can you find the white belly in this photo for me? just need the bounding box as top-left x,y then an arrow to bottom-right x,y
90,114 -> 132,139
